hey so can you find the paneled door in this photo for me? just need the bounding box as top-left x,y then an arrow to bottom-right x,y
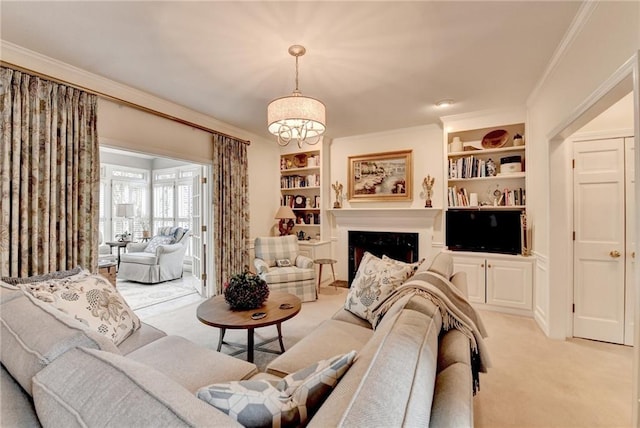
573,138 -> 626,343
624,137 -> 635,346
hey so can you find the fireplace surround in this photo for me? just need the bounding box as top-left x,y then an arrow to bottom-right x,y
348,231 -> 419,284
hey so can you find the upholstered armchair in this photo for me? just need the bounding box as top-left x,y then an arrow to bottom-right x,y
253,235 -> 317,302
117,227 -> 190,284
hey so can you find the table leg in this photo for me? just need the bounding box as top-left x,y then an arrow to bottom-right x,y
116,246 -> 122,269
217,327 -> 226,352
276,323 -> 285,353
330,263 -> 337,290
247,328 -> 254,363
317,264 -> 324,294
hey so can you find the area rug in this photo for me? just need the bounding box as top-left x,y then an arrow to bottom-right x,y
117,278 -> 198,310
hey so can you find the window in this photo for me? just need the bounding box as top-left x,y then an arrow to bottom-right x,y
100,166 -> 149,242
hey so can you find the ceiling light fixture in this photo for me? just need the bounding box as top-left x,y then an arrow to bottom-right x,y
435,99 -> 454,108
267,45 -> 326,148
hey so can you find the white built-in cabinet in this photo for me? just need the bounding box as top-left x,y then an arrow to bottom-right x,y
451,252 -> 533,313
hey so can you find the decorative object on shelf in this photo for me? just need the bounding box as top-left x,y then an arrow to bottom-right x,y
481,129 -> 509,149
348,150 -> 413,202
513,133 -> 524,146
450,137 -> 463,153
293,153 -> 308,168
267,45 -> 326,148
275,205 -> 296,236
421,175 -> 435,208
293,195 -> 306,208
297,230 -> 306,240
332,181 -> 343,208
223,269 -> 270,310
486,158 -> 497,176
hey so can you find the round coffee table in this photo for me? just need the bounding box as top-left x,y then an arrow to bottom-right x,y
196,291 -> 301,363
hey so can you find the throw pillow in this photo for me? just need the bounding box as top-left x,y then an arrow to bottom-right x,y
197,351 -> 357,428
381,254 -> 424,274
345,252 -> 417,325
144,235 -> 175,253
276,259 -> 292,267
21,271 -> 140,346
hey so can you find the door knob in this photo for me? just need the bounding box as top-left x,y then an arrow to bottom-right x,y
609,250 -> 621,258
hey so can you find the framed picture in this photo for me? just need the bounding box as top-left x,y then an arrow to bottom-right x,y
348,150 -> 413,201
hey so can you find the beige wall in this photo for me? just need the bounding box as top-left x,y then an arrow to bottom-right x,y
328,124 -> 444,271
527,1 -> 639,338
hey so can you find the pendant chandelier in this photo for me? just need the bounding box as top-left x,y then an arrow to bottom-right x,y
267,45 -> 326,148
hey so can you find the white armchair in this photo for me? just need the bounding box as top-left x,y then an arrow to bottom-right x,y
253,235 -> 317,302
98,232 -> 117,264
117,227 -> 190,284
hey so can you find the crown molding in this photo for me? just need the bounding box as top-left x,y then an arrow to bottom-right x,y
526,2 -> 599,107
0,40 -> 270,146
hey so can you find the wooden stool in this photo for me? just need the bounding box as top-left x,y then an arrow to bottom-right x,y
314,258 -> 337,293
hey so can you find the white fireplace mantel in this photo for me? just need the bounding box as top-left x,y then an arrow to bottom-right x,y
328,208 -> 441,229
328,207 -> 442,280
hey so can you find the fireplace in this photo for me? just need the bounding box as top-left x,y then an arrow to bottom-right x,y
348,231 -> 419,285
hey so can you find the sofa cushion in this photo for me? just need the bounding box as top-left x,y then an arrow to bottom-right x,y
127,335 -> 258,393
144,235 -> 175,253
120,251 -> 159,265
267,319 -> 373,377
1,364 -> 39,428
344,252 -> 417,325
198,351 -> 356,428
261,266 -> 315,284
32,347 -> 238,427
0,290 -> 120,395
22,271 -> 140,346
117,322 -> 167,355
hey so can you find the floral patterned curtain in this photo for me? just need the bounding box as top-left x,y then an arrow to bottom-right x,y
213,133 -> 249,294
0,67 -> 100,277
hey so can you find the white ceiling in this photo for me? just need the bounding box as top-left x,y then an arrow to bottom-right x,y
1,1 -> 582,140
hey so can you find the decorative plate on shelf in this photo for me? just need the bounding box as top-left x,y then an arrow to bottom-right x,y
293,153 -> 308,168
481,129 -> 509,149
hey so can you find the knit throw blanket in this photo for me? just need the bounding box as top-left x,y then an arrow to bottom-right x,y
371,270 -> 491,394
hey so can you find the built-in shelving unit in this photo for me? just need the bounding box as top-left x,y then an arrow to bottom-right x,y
280,149 -> 322,239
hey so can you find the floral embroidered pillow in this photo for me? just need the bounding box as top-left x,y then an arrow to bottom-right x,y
344,252 -> 417,325
144,235 -> 175,253
22,271 -> 140,345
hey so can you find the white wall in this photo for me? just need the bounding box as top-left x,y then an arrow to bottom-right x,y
527,1 -> 639,339
328,124 -> 444,262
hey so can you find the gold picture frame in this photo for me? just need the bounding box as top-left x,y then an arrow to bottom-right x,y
348,150 -> 413,201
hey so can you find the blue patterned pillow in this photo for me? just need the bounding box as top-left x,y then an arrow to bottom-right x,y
144,236 -> 174,253
197,351 -> 357,427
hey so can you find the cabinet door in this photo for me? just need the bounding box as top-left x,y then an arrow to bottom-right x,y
452,256 -> 486,303
486,258 -> 533,310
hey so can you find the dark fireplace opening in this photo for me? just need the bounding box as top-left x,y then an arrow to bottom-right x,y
348,231 -> 419,285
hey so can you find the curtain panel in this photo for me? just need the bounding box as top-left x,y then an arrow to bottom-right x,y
0,67 -> 100,277
213,134 -> 249,294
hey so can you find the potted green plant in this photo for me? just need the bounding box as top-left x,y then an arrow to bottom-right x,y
223,269 -> 270,310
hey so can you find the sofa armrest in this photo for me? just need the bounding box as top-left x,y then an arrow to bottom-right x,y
295,255 -> 313,269
450,271 -> 469,298
253,258 -> 269,275
127,242 -> 148,253
156,243 -> 184,255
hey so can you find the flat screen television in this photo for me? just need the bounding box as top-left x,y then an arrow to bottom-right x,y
446,209 -> 522,255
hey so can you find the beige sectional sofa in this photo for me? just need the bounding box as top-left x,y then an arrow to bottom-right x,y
0,252 -> 481,427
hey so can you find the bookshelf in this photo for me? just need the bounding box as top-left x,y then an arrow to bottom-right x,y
446,123 -> 526,209
280,150 -> 322,239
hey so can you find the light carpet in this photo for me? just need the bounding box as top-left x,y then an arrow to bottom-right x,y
139,286 -> 348,372
117,276 -> 198,311
140,291 -> 633,427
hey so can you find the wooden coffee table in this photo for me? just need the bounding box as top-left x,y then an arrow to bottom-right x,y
196,291 -> 301,363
